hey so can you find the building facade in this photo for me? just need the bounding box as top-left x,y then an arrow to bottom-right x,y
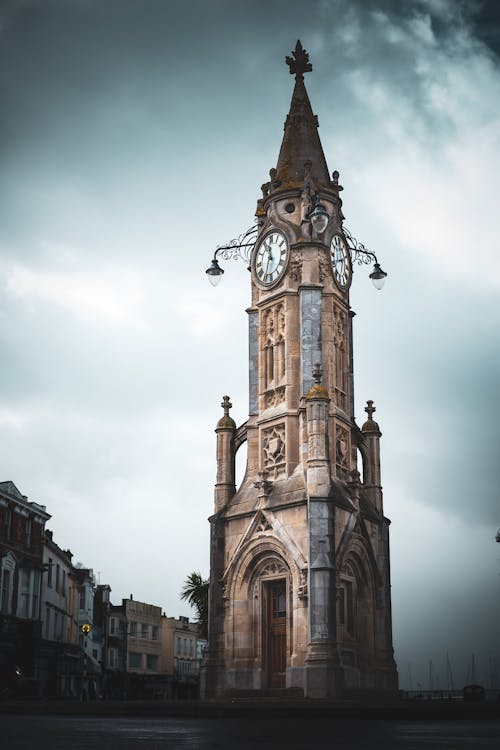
161,615 -> 203,697
202,43 -> 398,699
38,530 -> 81,698
0,481 -> 50,690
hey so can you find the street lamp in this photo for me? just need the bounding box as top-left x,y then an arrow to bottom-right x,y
369,262 -> 388,290
206,258 -> 224,287
309,199 -> 329,234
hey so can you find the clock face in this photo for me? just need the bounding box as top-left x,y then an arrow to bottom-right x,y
330,233 -> 351,289
254,231 -> 289,286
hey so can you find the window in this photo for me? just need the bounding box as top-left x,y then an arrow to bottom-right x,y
0,554 -> 15,615
141,623 -> 148,639
129,621 -> 136,637
110,618 -> 116,635
62,569 -> 66,598
151,625 -> 158,640
17,568 -> 40,619
128,652 -> 141,669
176,637 -> 181,655
55,564 -> 60,593
146,654 -> 158,671
4,507 -> 12,540
78,588 -> 85,611
92,649 -> 98,660
189,639 -> 193,657
25,517 -> 32,549
54,612 -> 59,639
109,648 -> 115,668
183,638 -> 187,656
47,558 -> 53,588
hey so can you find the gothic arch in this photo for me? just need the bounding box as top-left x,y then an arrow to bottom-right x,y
226,535 -> 300,601
224,536 -> 300,669
338,538 -> 377,684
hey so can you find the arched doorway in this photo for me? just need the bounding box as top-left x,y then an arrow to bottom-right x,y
264,578 -> 287,688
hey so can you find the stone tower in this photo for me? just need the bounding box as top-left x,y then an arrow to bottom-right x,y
201,42 -> 398,699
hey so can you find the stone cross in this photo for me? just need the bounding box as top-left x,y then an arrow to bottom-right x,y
365,400 -> 376,420
221,395 -> 232,415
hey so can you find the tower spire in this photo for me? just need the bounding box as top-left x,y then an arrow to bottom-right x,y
274,40 -> 331,192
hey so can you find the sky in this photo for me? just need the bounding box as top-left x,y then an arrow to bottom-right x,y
1,0 -> 499,691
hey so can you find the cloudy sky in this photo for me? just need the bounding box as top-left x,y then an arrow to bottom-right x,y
1,0 -> 499,690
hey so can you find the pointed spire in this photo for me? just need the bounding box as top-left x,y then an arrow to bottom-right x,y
274,41 -> 331,191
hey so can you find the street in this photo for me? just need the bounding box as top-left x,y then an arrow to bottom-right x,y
1,714 -> 500,749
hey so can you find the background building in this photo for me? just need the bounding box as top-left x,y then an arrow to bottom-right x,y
38,530 -> 81,698
0,481 -> 50,693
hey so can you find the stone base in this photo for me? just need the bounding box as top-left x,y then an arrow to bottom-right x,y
304,661 -> 343,699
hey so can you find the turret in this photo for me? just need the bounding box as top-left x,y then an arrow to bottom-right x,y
214,395 -> 236,512
361,400 -> 383,510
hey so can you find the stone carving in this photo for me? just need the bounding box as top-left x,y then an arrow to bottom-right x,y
260,560 -> 287,577
255,512 -> 273,534
262,303 -> 286,390
289,250 -> 302,281
333,308 -> 348,410
263,423 -> 286,479
336,425 -> 350,479
333,308 -> 346,345
265,386 -> 285,409
253,470 -> 272,498
318,253 -> 331,283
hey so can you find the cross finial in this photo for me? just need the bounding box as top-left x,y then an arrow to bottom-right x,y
365,400 -> 376,420
312,363 -> 322,384
286,40 -> 312,80
221,395 -> 232,416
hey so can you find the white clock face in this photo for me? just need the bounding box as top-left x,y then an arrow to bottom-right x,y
330,233 -> 351,289
254,231 -> 288,286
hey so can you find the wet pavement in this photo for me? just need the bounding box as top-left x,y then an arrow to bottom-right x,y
1,713 -> 500,749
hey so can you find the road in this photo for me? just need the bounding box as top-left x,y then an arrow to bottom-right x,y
1,714 -> 500,749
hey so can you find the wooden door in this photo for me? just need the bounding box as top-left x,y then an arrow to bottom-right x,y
266,579 -> 286,688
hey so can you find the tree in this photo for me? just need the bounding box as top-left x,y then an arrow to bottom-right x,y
180,572 -> 209,639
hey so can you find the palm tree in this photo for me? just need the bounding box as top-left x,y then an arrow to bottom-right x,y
180,572 -> 209,639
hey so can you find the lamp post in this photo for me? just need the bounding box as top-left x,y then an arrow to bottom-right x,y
206,211 -> 387,290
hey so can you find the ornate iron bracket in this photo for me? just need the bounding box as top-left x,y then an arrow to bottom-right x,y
214,224 -> 258,266
206,224 -> 258,283
343,226 -> 378,267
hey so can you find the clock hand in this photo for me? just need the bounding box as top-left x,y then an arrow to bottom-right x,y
264,250 -> 271,277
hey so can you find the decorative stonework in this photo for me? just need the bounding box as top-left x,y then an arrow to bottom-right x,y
255,512 -> 273,534
260,560 -> 288,577
335,425 -> 350,479
334,309 -> 346,345
262,303 -> 286,391
264,386 -> 286,409
333,308 -> 348,411
318,253 -> 331,283
262,423 -> 286,478
289,250 -> 302,281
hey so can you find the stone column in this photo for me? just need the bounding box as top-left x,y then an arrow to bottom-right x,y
304,366 -> 342,697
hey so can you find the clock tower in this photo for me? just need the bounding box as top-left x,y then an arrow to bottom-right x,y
201,42 -> 398,699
